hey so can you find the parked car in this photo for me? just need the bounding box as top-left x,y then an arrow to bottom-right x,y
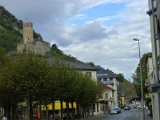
131,104 -> 138,108
137,105 -> 141,109
111,108 -> 121,114
124,105 -> 131,110
137,105 -> 148,110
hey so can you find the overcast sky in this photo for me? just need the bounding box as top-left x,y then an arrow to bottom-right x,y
0,0 -> 151,81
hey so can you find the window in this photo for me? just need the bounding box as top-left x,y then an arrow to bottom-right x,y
103,78 -> 107,81
104,93 -> 108,99
85,72 -> 92,77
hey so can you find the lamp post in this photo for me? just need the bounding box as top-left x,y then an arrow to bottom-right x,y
133,38 -> 145,120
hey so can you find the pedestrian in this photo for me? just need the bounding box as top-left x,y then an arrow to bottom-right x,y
148,102 -> 153,118
147,109 -> 150,116
2,114 -> 7,120
37,111 -> 40,120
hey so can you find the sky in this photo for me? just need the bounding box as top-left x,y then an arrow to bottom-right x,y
0,0 -> 151,81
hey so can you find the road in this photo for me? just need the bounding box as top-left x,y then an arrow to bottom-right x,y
91,108 -> 152,120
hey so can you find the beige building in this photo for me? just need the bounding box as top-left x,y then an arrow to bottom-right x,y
147,0 -> 160,119
17,22 -> 50,55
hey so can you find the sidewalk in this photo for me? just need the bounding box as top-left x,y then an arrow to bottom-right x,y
145,115 -> 153,120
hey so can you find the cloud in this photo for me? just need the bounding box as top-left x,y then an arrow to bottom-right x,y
59,0 -> 151,79
0,0 -> 151,80
81,0 -> 129,9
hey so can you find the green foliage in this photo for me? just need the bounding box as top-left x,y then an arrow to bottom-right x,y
132,52 -> 151,98
116,73 -> 137,101
86,62 -> 95,66
0,6 -> 19,30
117,73 -> 125,82
0,53 -> 101,109
0,6 -> 23,52
119,80 -> 137,100
0,30 -> 22,52
50,44 -> 63,55
47,44 -> 78,62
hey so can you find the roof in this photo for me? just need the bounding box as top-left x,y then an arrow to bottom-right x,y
96,65 -> 117,78
48,58 -> 97,71
105,85 -> 115,91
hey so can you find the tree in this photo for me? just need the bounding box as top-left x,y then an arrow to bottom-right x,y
117,73 -> 125,82
0,53 -> 102,120
86,62 -> 95,66
132,52 -> 151,98
50,44 -> 63,55
0,53 -> 51,120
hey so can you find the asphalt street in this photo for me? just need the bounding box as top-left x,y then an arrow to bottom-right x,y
88,108 -> 153,120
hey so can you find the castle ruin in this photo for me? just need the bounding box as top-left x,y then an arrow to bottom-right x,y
17,22 -> 50,55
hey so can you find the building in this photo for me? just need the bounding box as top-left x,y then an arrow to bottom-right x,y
17,22 -> 50,55
48,58 -> 102,116
147,0 -> 160,119
96,66 -> 119,108
97,83 -> 115,114
146,53 -> 155,118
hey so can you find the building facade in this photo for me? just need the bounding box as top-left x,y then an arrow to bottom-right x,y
17,22 -> 50,55
147,0 -> 160,119
48,58 -> 106,116
96,66 -> 119,109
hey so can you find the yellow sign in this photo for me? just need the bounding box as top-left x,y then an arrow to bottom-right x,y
41,101 -> 77,111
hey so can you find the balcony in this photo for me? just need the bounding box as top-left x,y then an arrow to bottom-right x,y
98,97 -> 113,102
101,80 -> 114,85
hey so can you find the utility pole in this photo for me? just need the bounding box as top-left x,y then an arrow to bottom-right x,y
133,38 -> 145,120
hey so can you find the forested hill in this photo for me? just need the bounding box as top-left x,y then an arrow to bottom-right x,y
0,6 -> 23,52
0,6 -> 78,62
117,73 -> 137,103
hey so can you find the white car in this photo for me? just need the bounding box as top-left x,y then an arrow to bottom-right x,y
111,108 -> 121,114
137,105 -> 148,109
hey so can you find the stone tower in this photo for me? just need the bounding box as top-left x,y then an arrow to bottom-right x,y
17,21 -> 50,55
23,22 -> 34,44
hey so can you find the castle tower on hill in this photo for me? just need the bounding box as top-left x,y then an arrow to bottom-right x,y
17,22 -> 50,55
23,22 -> 34,44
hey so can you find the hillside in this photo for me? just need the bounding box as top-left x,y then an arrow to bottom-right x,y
119,79 -> 137,103
0,6 -> 23,52
115,73 -> 137,103
0,6 -> 78,62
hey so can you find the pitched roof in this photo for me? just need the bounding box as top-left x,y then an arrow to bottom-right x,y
48,58 -> 97,71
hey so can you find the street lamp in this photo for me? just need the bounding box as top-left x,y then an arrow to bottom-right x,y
133,38 -> 145,120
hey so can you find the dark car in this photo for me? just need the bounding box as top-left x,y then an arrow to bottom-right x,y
124,106 -> 131,110
111,108 -> 121,114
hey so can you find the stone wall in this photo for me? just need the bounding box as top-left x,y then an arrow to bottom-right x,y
17,22 -> 50,55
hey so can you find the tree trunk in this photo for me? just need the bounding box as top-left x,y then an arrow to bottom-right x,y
60,100 -> 63,120
86,104 -> 89,117
71,101 -> 74,120
66,101 -> 69,120
29,98 -> 33,120
76,103 -> 80,119
39,102 -> 42,120
52,100 -> 55,120
11,104 -> 17,120
45,102 -> 49,120
4,105 -> 11,120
